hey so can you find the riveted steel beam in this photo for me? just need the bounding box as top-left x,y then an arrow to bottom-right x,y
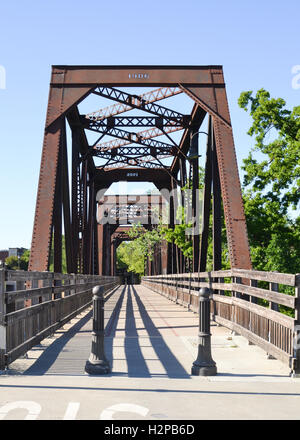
50,65 -> 225,87
94,125 -> 183,151
29,118 -> 64,272
89,86 -> 186,121
84,115 -> 188,128
87,86 -> 183,120
29,65 -> 251,274
87,124 -> 175,151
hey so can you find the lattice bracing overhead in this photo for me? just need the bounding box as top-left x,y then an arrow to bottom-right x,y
29,65 -> 252,277
81,86 -> 192,171
85,115 -> 189,128
86,86 -> 183,120
92,125 -> 183,151
96,156 -> 173,171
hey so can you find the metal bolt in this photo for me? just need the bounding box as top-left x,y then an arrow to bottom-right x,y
85,285 -> 110,375
191,287 -> 217,376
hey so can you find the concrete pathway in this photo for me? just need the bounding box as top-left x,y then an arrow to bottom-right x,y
0,284 -> 300,420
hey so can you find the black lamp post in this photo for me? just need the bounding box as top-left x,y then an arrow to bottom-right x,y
187,130 -> 208,160
85,285 -> 110,375
191,287 -> 217,376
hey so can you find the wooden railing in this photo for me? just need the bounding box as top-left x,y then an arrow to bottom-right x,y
142,269 -> 300,376
0,270 -> 120,369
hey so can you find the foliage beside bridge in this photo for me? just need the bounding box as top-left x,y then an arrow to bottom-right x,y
117,89 -> 300,277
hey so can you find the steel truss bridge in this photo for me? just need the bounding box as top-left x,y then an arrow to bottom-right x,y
0,66 -> 299,378
28,65 -> 251,276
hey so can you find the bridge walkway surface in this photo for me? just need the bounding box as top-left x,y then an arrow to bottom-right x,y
0,284 -> 300,420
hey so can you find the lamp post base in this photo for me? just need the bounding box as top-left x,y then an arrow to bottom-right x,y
191,362 -> 217,376
85,359 -> 110,375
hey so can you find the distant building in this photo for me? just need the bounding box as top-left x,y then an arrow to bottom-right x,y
0,250 -> 9,263
8,247 -> 27,258
0,248 -> 27,266
0,247 -> 29,312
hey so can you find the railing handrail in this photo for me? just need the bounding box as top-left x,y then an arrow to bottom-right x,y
142,269 -> 300,377
0,269 -> 121,370
143,269 -> 300,287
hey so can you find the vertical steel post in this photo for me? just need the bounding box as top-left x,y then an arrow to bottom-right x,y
192,287 -> 217,376
28,118 -> 64,272
87,179 -> 95,274
97,223 -> 104,276
190,127 -> 200,273
93,209 -> 99,275
82,159 -> 88,273
61,119 -> 73,274
71,127 -> 81,274
292,275 -> 300,377
199,123 -> 212,272
179,158 -> 187,273
53,144 -> 62,273
169,178 -> 177,274
0,270 -> 6,370
85,285 -> 110,375
212,124 -> 222,271
110,239 -> 115,276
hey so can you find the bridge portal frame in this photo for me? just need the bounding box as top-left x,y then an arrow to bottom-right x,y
28,65 -> 252,275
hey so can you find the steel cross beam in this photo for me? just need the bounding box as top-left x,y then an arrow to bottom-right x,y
89,86 -> 186,121
94,125 -> 183,151
86,124 -> 176,151
85,115 -> 188,128
87,86 -> 183,120
93,145 -> 173,157
96,154 -> 173,170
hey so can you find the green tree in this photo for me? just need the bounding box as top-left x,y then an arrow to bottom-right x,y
5,249 -> 30,270
120,167 -> 231,272
161,206 -> 193,260
128,223 -> 163,262
49,236 -> 67,273
158,169 -> 205,262
239,89 -> 300,273
116,240 -> 146,276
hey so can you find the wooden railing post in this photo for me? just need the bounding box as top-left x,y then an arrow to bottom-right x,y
270,282 -> 279,311
0,269 -> 6,370
235,276 -> 241,299
250,279 -> 258,304
143,269 -> 298,369
292,274 -> 300,377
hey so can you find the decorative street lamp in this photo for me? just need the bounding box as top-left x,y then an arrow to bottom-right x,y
85,285 -> 110,375
191,287 -> 217,376
187,130 -> 208,160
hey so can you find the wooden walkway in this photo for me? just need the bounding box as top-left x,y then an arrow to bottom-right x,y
9,283 -> 290,379
2,285 -> 300,421
21,284 -> 199,377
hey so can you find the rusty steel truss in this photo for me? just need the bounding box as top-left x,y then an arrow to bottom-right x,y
28,65 -> 252,275
97,195 -> 166,276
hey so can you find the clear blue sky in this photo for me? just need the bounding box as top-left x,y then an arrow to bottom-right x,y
0,0 -> 299,250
